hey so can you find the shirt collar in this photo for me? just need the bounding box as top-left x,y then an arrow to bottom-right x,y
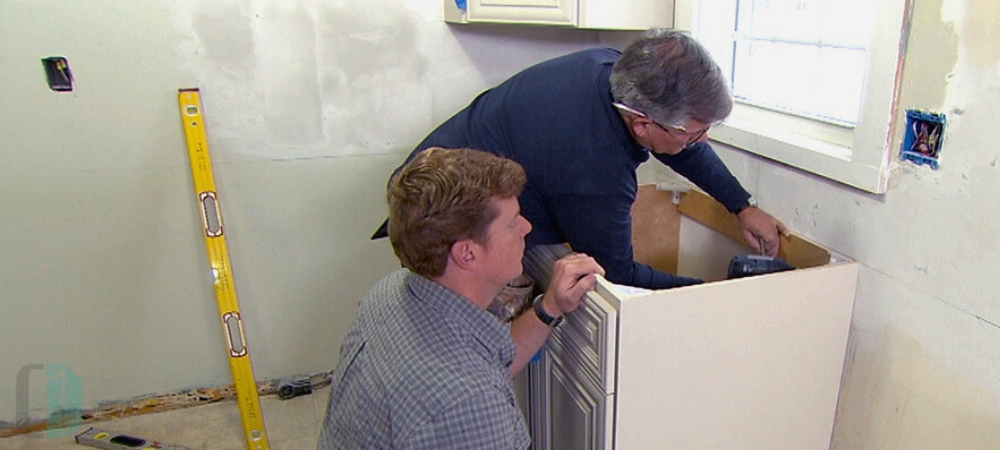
600,83 -> 650,165
405,272 -> 516,368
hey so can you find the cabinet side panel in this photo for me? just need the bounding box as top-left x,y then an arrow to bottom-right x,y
443,0 -> 469,23
677,215 -> 748,282
614,262 -> 859,450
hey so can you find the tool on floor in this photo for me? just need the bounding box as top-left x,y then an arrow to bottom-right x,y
277,378 -> 313,400
178,88 -> 270,450
75,427 -> 197,450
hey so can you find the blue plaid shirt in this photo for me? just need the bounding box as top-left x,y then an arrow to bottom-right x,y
317,269 -> 530,450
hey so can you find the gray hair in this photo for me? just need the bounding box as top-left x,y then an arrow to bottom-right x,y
610,28 -> 732,127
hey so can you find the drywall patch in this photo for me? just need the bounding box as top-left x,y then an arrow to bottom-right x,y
314,5 -> 431,157
897,0 -> 959,112
960,0 -> 1000,67
256,5 -> 325,147
190,2 -> 255,70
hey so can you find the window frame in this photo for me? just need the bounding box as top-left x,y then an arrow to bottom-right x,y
674,0 -> 913,194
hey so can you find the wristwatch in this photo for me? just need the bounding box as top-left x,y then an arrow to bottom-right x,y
735,197 -> 758,215
532,294 -> 563,328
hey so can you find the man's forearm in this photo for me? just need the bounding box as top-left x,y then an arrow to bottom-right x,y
507,298 -> 555,377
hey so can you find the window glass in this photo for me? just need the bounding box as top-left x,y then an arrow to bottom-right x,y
679,0 -> 911,194
729,0 -> 874,125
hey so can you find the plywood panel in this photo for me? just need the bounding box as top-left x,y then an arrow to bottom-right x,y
677,189 -> 831,269
630,184 -> 681,275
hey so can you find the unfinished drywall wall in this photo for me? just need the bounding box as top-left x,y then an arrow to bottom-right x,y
0,0 -> 602,426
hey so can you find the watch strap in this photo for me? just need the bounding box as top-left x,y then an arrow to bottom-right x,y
532,294 -> 563,328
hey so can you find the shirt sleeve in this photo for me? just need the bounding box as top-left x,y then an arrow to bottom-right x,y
546,193 -> 702,290
653,142 -> 752,213
402,392 -> 529,450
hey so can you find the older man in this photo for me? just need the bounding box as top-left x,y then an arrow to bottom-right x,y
380,28 -> 787,289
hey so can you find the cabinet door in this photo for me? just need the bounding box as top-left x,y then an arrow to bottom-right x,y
512,369 -> 532,430
531,349 -> 613,450
468,0 -> 574,25
444,0 -> 671,29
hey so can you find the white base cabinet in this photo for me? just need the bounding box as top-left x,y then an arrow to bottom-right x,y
522,186 -> 859,450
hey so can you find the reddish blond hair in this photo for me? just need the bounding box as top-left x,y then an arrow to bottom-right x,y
388,148 -> 526,278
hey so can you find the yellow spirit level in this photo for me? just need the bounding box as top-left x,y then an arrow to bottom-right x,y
177,88 -> 269,450
76,427 -> 196,450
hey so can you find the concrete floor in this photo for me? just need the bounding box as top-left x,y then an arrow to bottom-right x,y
0,386 -> 329,450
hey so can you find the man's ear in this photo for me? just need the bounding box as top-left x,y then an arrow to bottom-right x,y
449,239 -> 478,270
628,115 -> 652,139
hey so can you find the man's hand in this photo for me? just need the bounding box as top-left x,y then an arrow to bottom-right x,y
508,252 -> 605,375
737,207 -> 789,257
538,252 -> 605,319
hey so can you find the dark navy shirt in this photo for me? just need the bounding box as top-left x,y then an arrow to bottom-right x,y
403,48 -> 751,289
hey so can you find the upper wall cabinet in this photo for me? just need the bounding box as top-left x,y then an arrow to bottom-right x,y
444,0 -> 674,30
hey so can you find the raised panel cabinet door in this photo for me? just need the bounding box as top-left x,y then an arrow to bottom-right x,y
444,0 -> 672,29
468,0 -> 575,25
512,369 -> 531,431
532,349 -> 612,450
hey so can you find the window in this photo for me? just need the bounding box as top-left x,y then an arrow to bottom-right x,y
675,0 -> 912,193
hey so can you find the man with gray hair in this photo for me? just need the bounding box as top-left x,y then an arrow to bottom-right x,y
380,28 -> 786,290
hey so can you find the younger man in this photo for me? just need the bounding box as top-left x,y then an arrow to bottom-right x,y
318,148 -> 604,450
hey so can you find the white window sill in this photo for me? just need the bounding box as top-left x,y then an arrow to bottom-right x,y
711,118 -> 890,194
